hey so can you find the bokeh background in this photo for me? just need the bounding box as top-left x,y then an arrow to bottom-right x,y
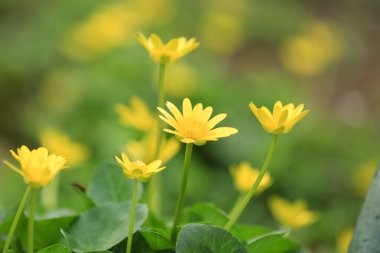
1,0 -> 380,252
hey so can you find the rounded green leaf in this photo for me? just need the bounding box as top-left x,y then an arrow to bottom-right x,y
247,231 -> 299,253
36,244 -> 71,253
62,202 -> 147,252
176,224 -> 248,253
87,161 -> 142,206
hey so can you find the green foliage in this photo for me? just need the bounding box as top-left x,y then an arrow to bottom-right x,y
176,224 -> 248,253
62,202 -> 148,252
348,167 -> 380,253
246,231 -> 299,253
36,244 -> 71,253
87,161 -> 142,206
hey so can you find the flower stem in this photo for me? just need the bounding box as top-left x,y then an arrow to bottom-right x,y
170,143 -> 193,241
228,194 -> 245,217
148,62 -> 167,216
2,185 -> 32,253
225,134 -> 278,231
28,188 -> 37,253
126,179 -> 139,253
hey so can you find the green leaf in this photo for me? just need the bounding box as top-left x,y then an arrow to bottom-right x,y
139,228 -> 174,250
87,161 -> 142,206
348,166 -> 380,253
29,213 -> 76,250
184,203 -> 273,242
36,244 -> 71,253
176,223 -> 248,253
62,202 -> 148,252
246,231 -> 299,253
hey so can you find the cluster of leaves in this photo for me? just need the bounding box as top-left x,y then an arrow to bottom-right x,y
0,161 -> 308,253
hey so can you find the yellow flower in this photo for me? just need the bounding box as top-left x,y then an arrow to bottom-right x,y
280,22 -> 344,76
268,196 -> 318,229
158,98 -> 238,146
115,96 -> 156,132
337,228 -> 354,253
354,160 -> 378,197
126,131 -> 180,164
135,32 -> 199,64
3,146 -> 66,188
115,153 -> 165,181
230,162 -> 272,194
40,129 -> 89,166
249,101 -> 309,134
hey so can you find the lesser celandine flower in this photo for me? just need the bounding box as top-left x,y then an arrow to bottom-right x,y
4,145 -> 66,188
115,96 -> 156,132
126,132 -> 180,164
114,152 -> 166,253
249,101 -> 309,134
40,129 -> 88,166
159,98 -> 238,241
115,152 -> 165,182
2,146 -> 67,253
230,162 -> 272,194
158,98 -> 238,146
135,32 -> 199,64
40,129 -> 88,209
268,196 -> 319,229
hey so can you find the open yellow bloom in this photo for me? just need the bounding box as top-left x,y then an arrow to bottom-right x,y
249,101 -> 309,134
115,96 -> 156,132
269,196 -> 318,229
126,131 -> 180,164
158,98 -> 238,146
40,129 -> 88,166
135,32 -> 199,64
4,146 -> 66,188
230,162 -> 272,194
115,153 -> 165,181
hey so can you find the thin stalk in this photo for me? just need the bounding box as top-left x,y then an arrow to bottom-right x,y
126,179 -> 139,253
170,143 -> 193,241
28,188 -> 37,253
228,194 -> 245,217
225,135 -> 278,231
2,185 -> 32,253
148,62 -> 167,216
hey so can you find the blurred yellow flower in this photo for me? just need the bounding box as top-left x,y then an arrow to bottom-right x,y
126,132 -> 180,164
3,146 -> 66,188
230,162 -> 272,193
40,129 -> 89,166
62,3 -> 138,60
269,196 -> 319,229
249,101 -> 309,134
280,22 -> 344,76
135,32 -> 199,64
115,96 -> 156,132
354,160 -> 378,196
337,228 -> 353,253
166,62 -> 198,98
201,11 -> 244,55
115,152 -> 165,181
158,98 -> 238,146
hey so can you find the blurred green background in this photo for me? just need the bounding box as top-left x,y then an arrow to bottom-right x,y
1,0 -> 380,252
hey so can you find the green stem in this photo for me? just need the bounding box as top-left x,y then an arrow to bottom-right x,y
126,179 -> 139,253
148,62 -> 167,216
2,185 -> 32,253
225,134 -> 278,231
170,143 -> 193,241
28,188 -> 37,253
228,194 -> 245,217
